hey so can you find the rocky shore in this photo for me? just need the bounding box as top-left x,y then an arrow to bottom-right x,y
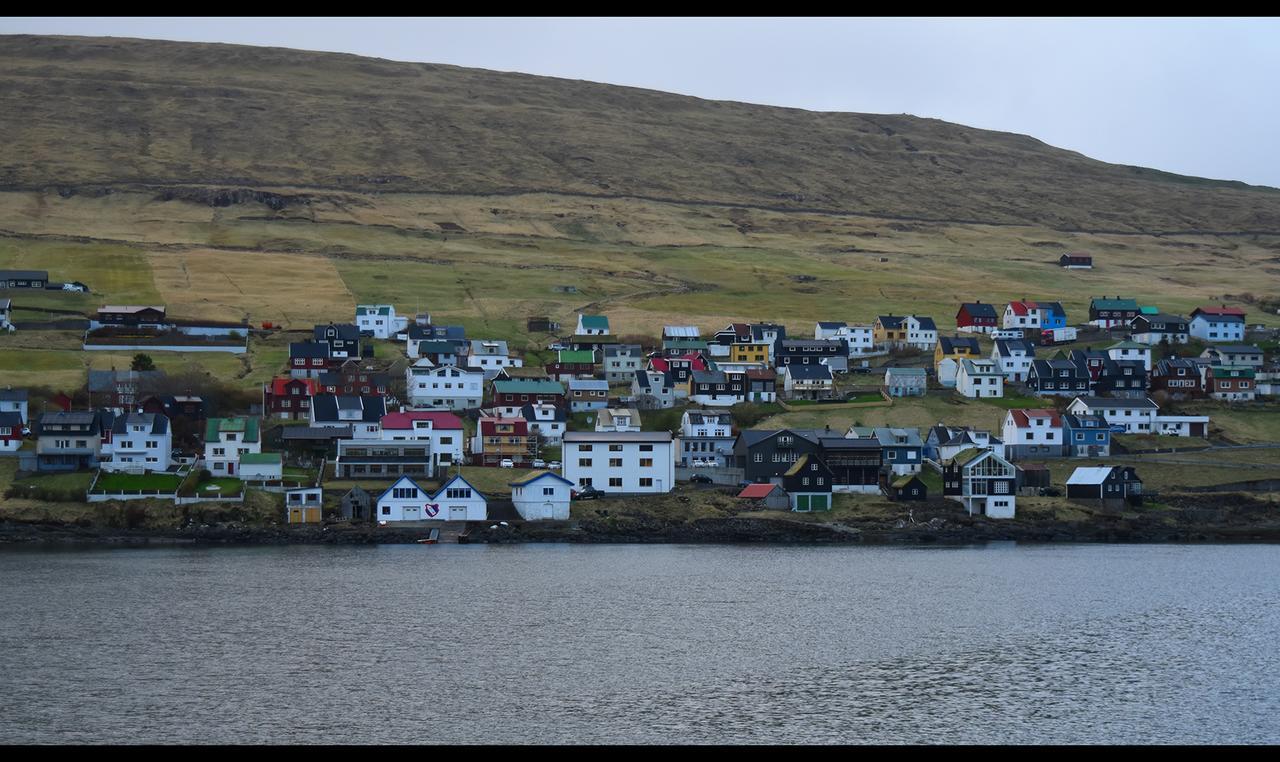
2,492 -> 1277,547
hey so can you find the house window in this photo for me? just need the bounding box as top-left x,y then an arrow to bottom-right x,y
579,458 -> 593,467
609,478 -> 623,488
609,458 -> 623,467
609,444 -> 623,452
639,478 -> 653,488
543,487 -> 555,496
382,506 -> 390,515
446,487 -> 471,499
640,458 -> 653,467
754,453 -> 763,463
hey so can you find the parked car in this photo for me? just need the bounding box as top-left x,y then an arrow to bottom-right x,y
532,459 -> 547,468
499,459 -> 515,468
689,474 -> 714,484
547,341 -> 568,351
572,486 -> 605,500
548,460 -> 561,470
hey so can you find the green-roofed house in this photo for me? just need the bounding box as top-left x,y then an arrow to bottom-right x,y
575,314 -> 611,336
203,417 -> 262,477
1207,366 -> 1256,401
546,349 -> 598,381
1106,340 -> 1153,371
492,379 -> 566,417
662,338 -> 710,354
882,472 -> 929,501
238,452 -> 283,482
1088,297 -> 1141,328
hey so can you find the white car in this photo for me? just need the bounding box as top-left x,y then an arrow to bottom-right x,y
548,461 -> 561,470
499,459 -> 515,468
532,459 -> 547,468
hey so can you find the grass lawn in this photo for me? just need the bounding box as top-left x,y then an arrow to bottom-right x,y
190,477 -> 244,497
93,471 -> 184,493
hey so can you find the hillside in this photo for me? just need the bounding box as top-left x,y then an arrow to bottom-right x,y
2,34 -> 1280,233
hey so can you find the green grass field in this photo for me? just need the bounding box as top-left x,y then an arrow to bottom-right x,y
93,472 -> 184,493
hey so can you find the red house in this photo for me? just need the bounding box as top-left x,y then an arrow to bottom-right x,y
955,302 -> 999,334
263,377 -> 321,419
317,361 -> 389,396
289,341 -> 334,379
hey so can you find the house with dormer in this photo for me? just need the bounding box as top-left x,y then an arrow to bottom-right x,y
100,413 -> 172,473
1129,314 -> 1190,345
309,394 -> 387,438
1089,297 -> 1141,328
355,305 -> 408,340
631,369 -> 675,409
376,474 -> 487,522
522,402 -> 569,443
313,323 -> 363,360
596,407 -> 641,433
992,339 -> 1037,383
202,417 -> 261,476
679,409 -> 734,467
1152,357 -> 1205,399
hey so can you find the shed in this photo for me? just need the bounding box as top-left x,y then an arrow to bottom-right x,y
736,483 -> 790,511
1016,463 -> 1052,495
884,473 -> 928,501
286,487 -> 323,523
341,486 -> 372,521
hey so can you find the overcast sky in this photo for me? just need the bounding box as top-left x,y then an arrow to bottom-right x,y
5,17 -> 1279,187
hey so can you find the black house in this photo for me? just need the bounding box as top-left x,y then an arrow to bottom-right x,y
734,429 -> 823,483
0,270 -> 48,289
313,323 -> 363,360
818,436 -> 882,490
773,339 -> 847,367
1066,466 -> 1143,505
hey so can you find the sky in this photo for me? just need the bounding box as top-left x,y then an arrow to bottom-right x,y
4,17 -> 1279,187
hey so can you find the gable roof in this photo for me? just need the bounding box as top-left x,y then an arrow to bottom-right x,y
204,416 -> 260,443
784,364 -> 833,380
380,411 -> 464,430
0,388 -> 29,402
1070,396 -> 1158,410
958,303 -> 998,319
1008,409 -> 1063,428
913,316 -> 937,332
433,474 -> 486,501
939,336 -> 981,355
313,323 -> 361,342
556,350 -> 597,365
567,378 -> 609,391
509,470 -> 575,488
375,475 -> 430,503
737,483 -> 786,499
110,412 -> 169,436
578,314 -> 610,330
1091,297 -> 1139,311
493,379 -> 566,395
289,341 -> 330,359
310,394 -> 386,423
994,339 -> 1037,357
1066,466 -> 1116,486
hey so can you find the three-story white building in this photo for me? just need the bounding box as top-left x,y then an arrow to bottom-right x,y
563,431 -> 675,493
406,361 -> 484,410
102,412 -> 172,473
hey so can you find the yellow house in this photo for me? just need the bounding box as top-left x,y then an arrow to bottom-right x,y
875,315 -> 908,345
933,336 -> 982,372
730,341 -> 771,364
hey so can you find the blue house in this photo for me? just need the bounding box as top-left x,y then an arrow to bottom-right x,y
1063,414 -> 1111,457
1039,302 -> 1068,330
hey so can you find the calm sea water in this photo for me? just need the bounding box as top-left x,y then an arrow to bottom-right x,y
0,543 -> 1277,744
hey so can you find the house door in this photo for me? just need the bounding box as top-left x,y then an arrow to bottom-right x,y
449,505 -> 467,520
542,502 -> 555,520
227,462 -> 235,475
402,506 -> 421,521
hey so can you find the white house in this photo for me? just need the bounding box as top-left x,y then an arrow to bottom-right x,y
376,411 -> 466,469
781,364 -> 834,400
904,315 -> 938,351
1002,299 -> 1042,330
679,409 -> 734,467
375,474 -> 487,522
101,412 -> 172,473
1189,312 -> 1245,343
937,357 -> 959,389
203,417 -> 261,476
1129,314 -> 1190,346
575,314 -> 610,336
1002,409 -> 1065,461
1107,341 -> 1153,372
1153,415 -> 1211,438
509,470 -> 575,520
238,452 -> 284,482
309,394 -> 386,439
521,402 -> 568,443
632,370 -> 676,409
406,362 -> 484,410
1067,396 -> 1158,434
940,448 -> 1018,519
956,359 -> 1004,398
595,408 -> 641,433
816,322 -> 877,355
992,339 -> 1036,383
355,305 -> 408,340
563,431 -> 675,493
464,339 -> 523,379
0,388 -> 29,425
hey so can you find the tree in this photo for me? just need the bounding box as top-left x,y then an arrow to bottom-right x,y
131,353 -> 156,372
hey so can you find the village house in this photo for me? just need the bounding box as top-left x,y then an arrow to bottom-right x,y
688,370 -> 746,406
1066,396 -> 1158,434
575,314 -> 611,336
545,349 -> 597,382
883,473 -> 930,501
782,454 -> 834,511
595,407 -> 641,433
1066,466 -> 1143,506
1002,409 -> 1066,461
335,410 -> 463,478
1089,297 -> 1141,328
955,302 -> 999,334
925,425 -> 1006,461
1129,314 -> 1190,345
736,482 -> 791,510
729,336 -> 772,365
238,452 -> 283,484
710,323 -> 750,358
745,368 -> 778,402
139,395 -> 206,426
35,411 -> 107,472
0,388 -> 30,425
100,412 -> 172,473
875,315 -> 937,351
354,305 -> 408,339
0,269 -> 49,289
471,416 -> 535,467
317,361 -> 389,397
1206,366 -> 1256,401
679,409 -> 734,467
935,336 -> 982,385
992,339 -> 1037,383
567,378 -> 610,412
873,315 -> 906,348
1189,306 -> 1246,343
1062,414 -> 1112,457
1027,358 -> 1092,397
510,471 -> 575,520
92,305 -> 169,329
408,334 -> 467,364
284,487 -> 323,523
288,341 -> 334,379
662,325 -> 701,343
1038,302 -> 1068,331
492,379 -> 566,418
938,448 -> 1018,518
734,429 -> 823,483
884,367 -> 927,397
0,411 -> 23,453
263,377 -> 321,420
0,298 -> 11,332
568,334 -> 619,355
1002,299 -> 1042,330
1151,357 -> 1205,399
1152,415 -> 1211,438
1201,345 -> 1265,370
956,358 -> 1004,398
815,322 -> 876,355
781,363 -> 834,400
847,426 -> 923,476
406,362 -> 484,410
1067,350 -> 1147,397
563,431 -> 675,493
818,435 -> 884,492
1106,340 -> 1153,372
203,417 -> 261,477
376,474 -> 488,522
465,339 -> 522,379
1059,253 -> 1093,269
647,353 -> 711,394
631,369 -> 676,409
313,323 -> 363,360
309,394 -> 387,438
604,344 -> 644,383
521,402 -> 569,443
88,369 -> 164,410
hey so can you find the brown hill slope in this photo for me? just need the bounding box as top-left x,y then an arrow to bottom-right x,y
1,34 -> 1278,233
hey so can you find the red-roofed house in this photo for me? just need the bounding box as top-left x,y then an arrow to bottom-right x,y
736,483 -> 790,510
1002,409 -> 1066,460
334,409 -> 465,478
1003,299 -> 1041,329
263,377 -> 322,420
647,353 -> 710,395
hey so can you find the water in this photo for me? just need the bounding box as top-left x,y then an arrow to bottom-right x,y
0,543 -> 1277,744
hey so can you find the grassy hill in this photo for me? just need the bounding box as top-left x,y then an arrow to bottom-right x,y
0,34 -> 1278,397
